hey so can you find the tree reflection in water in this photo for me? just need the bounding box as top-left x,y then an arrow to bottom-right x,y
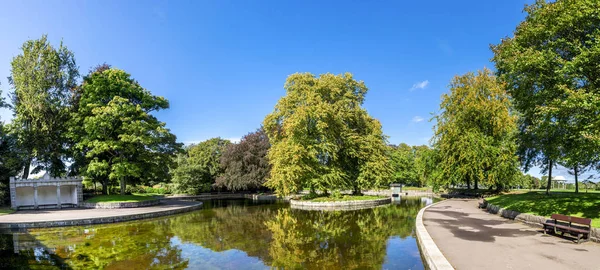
4,198 -> 430,269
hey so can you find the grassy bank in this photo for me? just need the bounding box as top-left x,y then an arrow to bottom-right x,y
84,194 -> 159,203
402,186 -> 430,191
306,195 -> 385,202
487,191 -> 600,228
0,207 -> 15,216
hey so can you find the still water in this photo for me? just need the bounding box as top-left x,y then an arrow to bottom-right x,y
0,197 -> 434,270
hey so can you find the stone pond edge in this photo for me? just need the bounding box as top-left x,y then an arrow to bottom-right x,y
483,200 -> 599,242
0,201 -> 203,229
80,199 -> 161,209
416,200 -> 455,270
289,197 -> 391,211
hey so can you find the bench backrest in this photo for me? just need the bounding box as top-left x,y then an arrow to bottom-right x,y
550,214 -> 592,226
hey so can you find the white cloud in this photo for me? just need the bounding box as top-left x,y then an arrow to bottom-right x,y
225,137 -> 241,144
412,116 -> 424,123
409,80 -> 429,91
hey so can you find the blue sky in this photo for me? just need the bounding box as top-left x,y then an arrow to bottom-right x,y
3,0 -> 578,179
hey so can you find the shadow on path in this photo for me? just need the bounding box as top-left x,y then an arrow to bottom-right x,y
426,207 -> 538,243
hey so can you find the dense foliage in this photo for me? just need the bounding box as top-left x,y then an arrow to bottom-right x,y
263,73 -> 393,196
389,144 -> 432,187
217,129 -> 271,191
70,68 -> 181,194
8,35 -> 79,179
3,36 -> 181,196
492,0 -> 600,194
433,69 -> 519,190
172,138 -> 231,194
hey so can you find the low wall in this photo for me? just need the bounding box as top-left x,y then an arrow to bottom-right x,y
80,199 -> 161,209
483,200 -> 599,242
0,202 -> 203,229
290,197 -> 391,211
415,201 -> 454,270
243,194 -> 278,200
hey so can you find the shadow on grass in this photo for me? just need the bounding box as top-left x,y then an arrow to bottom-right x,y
487,191 -> 600,227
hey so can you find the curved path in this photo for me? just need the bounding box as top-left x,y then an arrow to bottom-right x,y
423,199 -> 600,270
0,200 -> 202,229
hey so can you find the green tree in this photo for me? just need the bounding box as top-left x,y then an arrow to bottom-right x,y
172,138 -> 231,194
8,35 -> 79,179
389,144 -> 417,186
433,69 -> 519,190
0,89 -> 24,204
413,145 -> 433,187
216,129 -> 271,192
263,73 -> 392,196
492,0 -> 600,195
72,68 -> 180,194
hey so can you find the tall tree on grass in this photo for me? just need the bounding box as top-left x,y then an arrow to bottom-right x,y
492,0 -> 600,195
72,68 -> 180,194
217,129 -> 271,192
433,69 -> 519,190
263,72 -> 392,196
8,35 -> 79,178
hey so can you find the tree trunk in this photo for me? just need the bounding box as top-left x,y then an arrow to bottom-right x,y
546,159 -> 553,195
574,166 -> 579,193
474,177 -> 479,190
466,177 -> 471,190
22,156 -> 32,179
120,178 -> 126,195
102,178 -> 108,195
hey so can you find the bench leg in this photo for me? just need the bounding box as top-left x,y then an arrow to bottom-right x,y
577,234 -> 582,244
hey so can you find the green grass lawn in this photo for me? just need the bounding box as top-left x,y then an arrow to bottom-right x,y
307,195 -> 385,202
0,207 -> 15,216
402,186 -> 431,191
84,194 -> 158,203
525,188 -> 600,194
487,191 -> 600,228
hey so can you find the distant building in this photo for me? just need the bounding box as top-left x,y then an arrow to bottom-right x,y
550,175 -> 567,189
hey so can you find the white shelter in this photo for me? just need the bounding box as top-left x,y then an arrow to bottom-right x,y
9,173 -> 83,210
551,175 -> 568,189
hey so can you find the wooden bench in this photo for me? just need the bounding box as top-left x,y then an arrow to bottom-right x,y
542,214 -> 591,244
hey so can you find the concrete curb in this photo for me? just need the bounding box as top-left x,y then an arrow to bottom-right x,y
483,200 -> 599,242
0,201 -> 203,229
415,200 -> 454,270
289,197 -> 391,211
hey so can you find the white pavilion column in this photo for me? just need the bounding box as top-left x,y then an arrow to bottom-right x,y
33,184 -> 38,209
56,183 -> 62,209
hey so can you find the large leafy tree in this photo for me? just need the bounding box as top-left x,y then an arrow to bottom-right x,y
8,35 -> 79,178
433,69 -> 519,190
389,144 -> 417,186
413,145 -> 433,187
71,68 -> 180,194
172,138 -> 231,194
263,72 -> 393,196
216,129 -> 271,192
492,0 -> 600,194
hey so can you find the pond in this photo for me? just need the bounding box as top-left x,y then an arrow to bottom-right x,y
0,197 -> 434,269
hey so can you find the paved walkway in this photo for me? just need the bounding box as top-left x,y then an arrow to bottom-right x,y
424,199 -> 600,270
0,200 -> 202,228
